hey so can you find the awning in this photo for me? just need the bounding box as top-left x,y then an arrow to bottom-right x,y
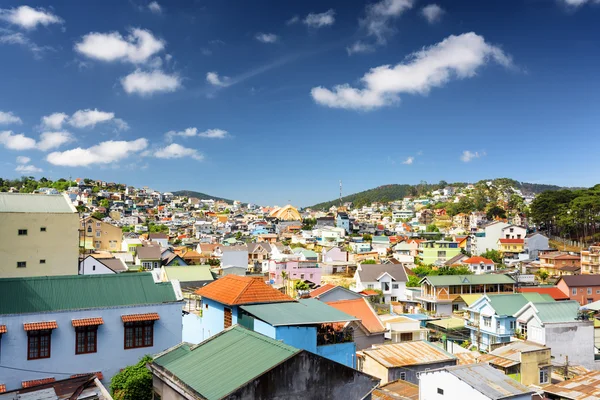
121,313 -> 160,323
72,318 -> 104,327
23,321 -> 58,331
0,325 -> 6,334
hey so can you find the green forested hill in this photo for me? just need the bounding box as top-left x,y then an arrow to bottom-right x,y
172,190 -> 234,203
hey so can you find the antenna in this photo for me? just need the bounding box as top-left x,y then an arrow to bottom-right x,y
339,180 -> 343,206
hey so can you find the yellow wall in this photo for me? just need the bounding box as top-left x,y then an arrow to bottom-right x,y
81,217 -> 123,251
0,212 -> 79,277
360,354 -> 390,384
520,349 -> 552,386
499,243 -> 524,253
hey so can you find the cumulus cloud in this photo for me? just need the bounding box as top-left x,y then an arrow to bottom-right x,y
363,0 -> 413,44
421,4 -> 444,24
41,112 -> 68,129
206,72 -> 230,87
0,131 -> 36,150
347,41 -> 375,55
154,143 -> 203,160
460,150 -> 485,162
69,109 -> 115,128
286,16 -> 300,25
148,1 -> 162,14
0,111 -> 22,125
46,138 -> 148,167
74,28 -> 165,64
255,33 -> 278,43
561,0 -> 600,6
165,127 -> 229,141
16,164 -> 42,173
303,10 -> 335,28
37,131 -> 73,151
402,156 -> 414,165
311,32 -> 513,111
0,6 -> 63,30
121,69 -> 181,95
16,156 -> 30,164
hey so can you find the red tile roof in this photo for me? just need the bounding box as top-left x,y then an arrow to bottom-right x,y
70,372 -> 104,380
121,313 -> 160,323
23,321 -> 57,331
309,284 -> 336,298
0,325 -> 6,334
359,290 -> 379,296
196,275 -> 295,306
72,318 -> 104,327
22,378 -> 56,388
499,239 -> 524,244
519,287 -> 570,300
463,256 -> 495,264
327,298 -> 386,334
0,384 -> 5,393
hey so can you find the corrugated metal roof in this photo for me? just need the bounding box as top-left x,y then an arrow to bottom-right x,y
240,299 -> 357,326
487,293 -> 553,316
443,363 -> 533,399
362,340 -> 456,368
153,326 -> 300,400
544,370 -> 600,399
373,379 -> 419,400
164,266 -> 214,283
534,301 -> 580,323
422,274 -> 515,286
0,273 -> 178,315
0,193 -> 75,213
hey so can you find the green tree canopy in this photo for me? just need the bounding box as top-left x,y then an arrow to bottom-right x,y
110,355 -> 153,400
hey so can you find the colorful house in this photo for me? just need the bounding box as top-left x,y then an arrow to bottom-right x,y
417,240 -> 461,265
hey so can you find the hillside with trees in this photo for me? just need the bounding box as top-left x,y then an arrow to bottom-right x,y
172,190 -> 234,203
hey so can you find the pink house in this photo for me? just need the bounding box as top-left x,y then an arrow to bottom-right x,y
267,260 -> 322,285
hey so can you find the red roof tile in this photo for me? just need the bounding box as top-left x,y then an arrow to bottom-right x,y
0,384 -> 5,393
23,321 -> 57,331
327,298 -> 386,334
72,318 -> 104,327
519,287 -> 570,300
0,325 -> 6,334
463,256 -> 495,264
22,378 -> 56,388
499,238 -> 524,244
70,372 -> 104,380
309,284 -> 336,298
121,313 -> 160,323
359,290 -> 379,296
196,275 -> 295,306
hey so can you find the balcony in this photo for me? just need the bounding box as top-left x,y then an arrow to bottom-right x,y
317,325 -> 354,346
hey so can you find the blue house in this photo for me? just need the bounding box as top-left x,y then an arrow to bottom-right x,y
465,293 -> 553,351
336,212 -> 350,234
196,275 -> 358,367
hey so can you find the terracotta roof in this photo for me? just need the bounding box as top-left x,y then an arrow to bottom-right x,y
521,287 -> 568,301
463,256 -> 495,265
0,325 -> 6,334
327,298 -> 386,334
22,378 -> 56,388
72,317 -> 104,327
498,238 -> 524,244
23,321 -> 57,331
0,384 -> 5,393
70,372 -> 104,380
360,290 -> 379,296
309,284 -> 336,298
196,275 -> 295,306
121,312 -> 160,323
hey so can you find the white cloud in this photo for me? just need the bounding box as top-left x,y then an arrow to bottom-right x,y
402,156 -> 414,165
0,131 -> 36,150
362,0 -> 413,45
37,131 -> 73,151
0,30 -> 51,56
0,111 -> 22,125
460,150 -> 485,162
311,32 -> 513,110
561,0 -> 600,6
69,109 -> 115,128
198,129 -> 228,139
303,10 -> 335,28
148,1 -> 162,14
286,16 -> 300,25
206,71 -> 230,87
16,156 -> 30,164
347,41 -> 375,55
41,112 -> 68,129
74,28 -> 165,64
0,6 -> 63,30
166,127 -> 229,141
46,138 -> 148,167
421,4 -> 444,24
255,33 -> 278,43
16,164 -> 42,173
121,69 -> 181,96
154,143 -> 203,160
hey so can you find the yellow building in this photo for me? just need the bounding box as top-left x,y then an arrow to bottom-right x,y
81,216 -> 123,251
269,204 -> 302,221
497,238 -> 525,255
0,193 -> 79,277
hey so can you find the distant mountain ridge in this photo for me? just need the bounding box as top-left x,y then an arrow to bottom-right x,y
308,179 -> 567,210
172,190 -> 234,203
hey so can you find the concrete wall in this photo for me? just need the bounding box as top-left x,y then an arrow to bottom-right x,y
544,321 -> 595,369
222,250 -> 248,268
0,303 -> 182,391
389,361 -> 457,385
475,222 -> 509,255
198,298 -> 239,340
79,256 -> 116,275
275,326 -> 317,353
0,212 -> 79,277
353,323 -> 385,351
182,313 -> 203,344
316,342 -> 356,368
520,348 -> 552,386
226,351 -> 378,400
82,218 -> 122,251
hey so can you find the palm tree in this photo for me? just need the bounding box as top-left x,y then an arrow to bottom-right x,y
281,271 -> 289,294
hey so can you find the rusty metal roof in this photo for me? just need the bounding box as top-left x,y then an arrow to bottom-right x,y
544,370 -> 600,399
456,351 -> 481,365
441,363 -> 533,399
373,379 -> 419,400
362,340 -> 456,368
478,353 -> 520,369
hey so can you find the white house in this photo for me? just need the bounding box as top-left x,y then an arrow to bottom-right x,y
79,255 -> 128,274
501,225 -> 527,240
352,264 -> 407,303
473,221 -> 510,255
461,256 -> 496,275
419,363 -> 534,400
0,273 -> 182,392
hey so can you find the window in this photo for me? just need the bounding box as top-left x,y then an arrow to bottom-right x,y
224,307 -> 232,329
18,229 -> 27,236
539,367 -> 549,384
96,230 -> 101,237
510,228 -> 514,233
124,321 -> 154,349
437,388 -> 444,395
399,372 -> 406,380
483,317 -> 491,327
300,274 -> 305,280
40,260 -> 46,264
392,283 -> 399,289
96,222 -> 101,227
76,326 -> 97,354
94,241 -> 101,249
391,296 -> 397,302
497,320 -> 500,329
142,262 -> 152,270
17,261 -> 26,268
573,288 -> 577,295
400,333 -> 412,341
596,290 -> 600,294
109,240 -> 116,249
87,226 -> 92,234
510,321 -> 516,330
382,282 -> 390,291
367,284 -> 374,289
28,330 -> 51,360
40,227 -> 46,232
437,250 -> 446,258
588,288 -> 593,295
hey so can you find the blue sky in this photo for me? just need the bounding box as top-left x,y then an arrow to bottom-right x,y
0,0 -> 599,206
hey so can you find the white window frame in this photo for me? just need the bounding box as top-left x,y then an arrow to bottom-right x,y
539,367 -> 549,384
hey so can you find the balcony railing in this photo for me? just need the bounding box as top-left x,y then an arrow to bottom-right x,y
317,325 -> 354,346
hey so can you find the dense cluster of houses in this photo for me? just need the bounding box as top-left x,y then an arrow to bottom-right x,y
1,181 -> 600,399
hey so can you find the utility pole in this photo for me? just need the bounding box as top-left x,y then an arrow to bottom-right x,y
563,355 -> 569,381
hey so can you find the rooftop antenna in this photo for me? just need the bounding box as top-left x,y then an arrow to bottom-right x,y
339,180 -> 343,207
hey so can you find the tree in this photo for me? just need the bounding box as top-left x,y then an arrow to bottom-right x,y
407,275 -> 421,287
361,259 -> 377,265
536,270 -> 549,283
110,355 -> 153,400
91,212 -> 105,220
207,258 -> 220,266
486,205 -> 507,220
362,234 -> 372,242
99,198 -> 110,208
480,249 -> 503,264
294,280 -> 309,291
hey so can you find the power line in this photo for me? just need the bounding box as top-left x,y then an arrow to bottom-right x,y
0,364 -> 80,376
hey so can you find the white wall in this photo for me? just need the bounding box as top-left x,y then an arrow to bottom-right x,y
475,222 -> 509,255
79,257 -> 116,275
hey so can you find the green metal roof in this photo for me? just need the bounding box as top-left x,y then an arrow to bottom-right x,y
153,326 -> 300,400
0,193 -> 75,213
422,274 -> 516,286
488,293 -> 553,316
164,266 -> 215,283
0,273 -> 178,315
534,301 -> 580,323
240,298 -> 358,326
372,236 -> 390,243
